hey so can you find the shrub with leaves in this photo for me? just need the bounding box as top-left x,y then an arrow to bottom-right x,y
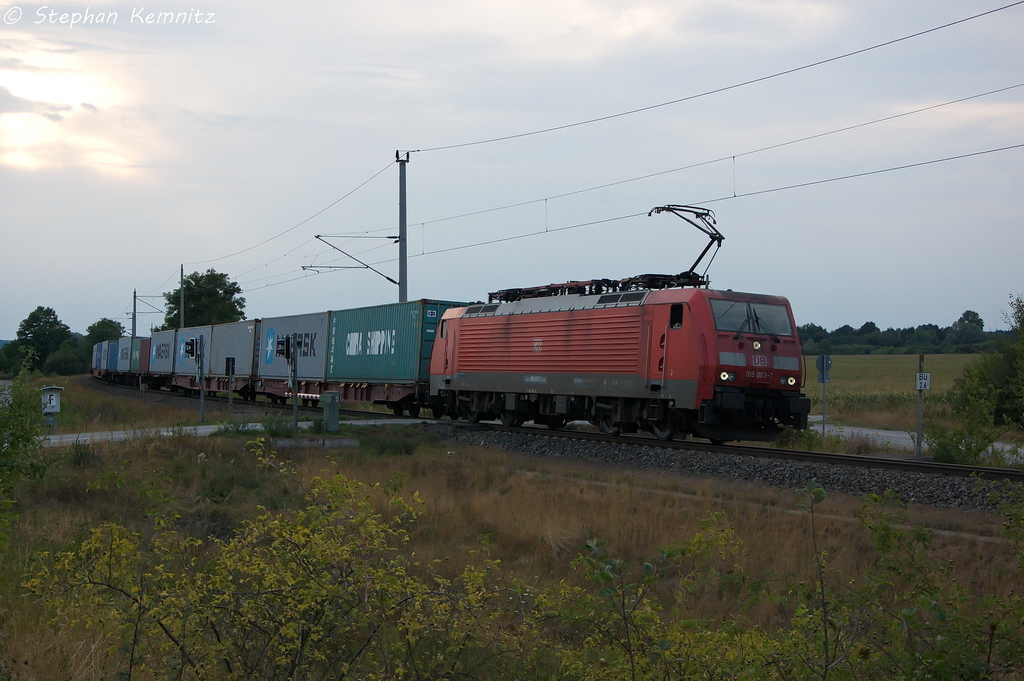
29,442 -> 549,679
0,370 -> 47,550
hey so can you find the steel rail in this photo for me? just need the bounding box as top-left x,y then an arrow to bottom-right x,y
478,424 -> 1024,483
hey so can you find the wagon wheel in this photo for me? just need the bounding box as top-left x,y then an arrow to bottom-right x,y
467,410 -> 484,424
499,410 -> 524,427
408,406 -> 421,418
545,417 -> 567,430
391,405 -> 404,416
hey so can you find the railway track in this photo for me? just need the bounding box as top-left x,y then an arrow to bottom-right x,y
482,424 -> 1024,483
85,378 -> 1024,483
86,379 -> 395,420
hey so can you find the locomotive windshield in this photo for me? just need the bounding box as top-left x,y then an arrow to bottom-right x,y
710,299 -> 793,336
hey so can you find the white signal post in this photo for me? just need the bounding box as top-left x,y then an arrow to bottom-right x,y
915,354 -> 930,459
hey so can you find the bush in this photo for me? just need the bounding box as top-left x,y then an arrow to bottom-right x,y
42,347 -> 89,376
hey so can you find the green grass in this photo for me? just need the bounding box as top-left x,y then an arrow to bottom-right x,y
803,353 -> 975,395
801,354 -> 978,433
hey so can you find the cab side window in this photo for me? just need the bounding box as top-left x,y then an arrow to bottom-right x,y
670,304 -> 684,329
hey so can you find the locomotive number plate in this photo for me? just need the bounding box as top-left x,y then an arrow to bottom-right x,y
746,371 -> 775,380
752,355 -> 767,367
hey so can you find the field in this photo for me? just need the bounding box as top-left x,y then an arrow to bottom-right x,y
804,353 -> 975,396
802,353 -> 978,433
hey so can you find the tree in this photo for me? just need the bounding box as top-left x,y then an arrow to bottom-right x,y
954,310 -> 984,331
947,293 -> 1024,431
43,335 -> 90,376
161,269 -> 245,330
15,307 -> 71,371
0,341 -> 27,375
83,318 -> 125,348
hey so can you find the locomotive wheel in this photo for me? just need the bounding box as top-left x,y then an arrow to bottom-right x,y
499,410 -> 524,427
651,420 -> 675,441
467,410 -> 484,424
597,416 -> 620,436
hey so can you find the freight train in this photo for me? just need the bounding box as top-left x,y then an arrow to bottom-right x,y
92,300 -> 465,417
91,206 -> 811,442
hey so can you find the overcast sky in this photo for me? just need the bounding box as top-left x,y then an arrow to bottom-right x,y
1,0 -> 1022,339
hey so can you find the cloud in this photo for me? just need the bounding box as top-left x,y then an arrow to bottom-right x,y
0,85 -> 71,117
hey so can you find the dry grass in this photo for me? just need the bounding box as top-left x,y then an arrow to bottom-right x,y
2,428 -> 1020,676
23,374 -> 226,433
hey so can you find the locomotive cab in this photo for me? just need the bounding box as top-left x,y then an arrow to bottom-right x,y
693,292 -> 811,442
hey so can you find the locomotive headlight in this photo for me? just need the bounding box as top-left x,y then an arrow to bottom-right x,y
752,341 -> 762,350
720,371 -> 730,381
782,376 -> 797,386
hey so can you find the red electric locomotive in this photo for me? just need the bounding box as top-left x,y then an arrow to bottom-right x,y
427,206 -> 811,442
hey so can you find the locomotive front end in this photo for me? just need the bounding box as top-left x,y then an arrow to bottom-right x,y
695,292 -> 811,442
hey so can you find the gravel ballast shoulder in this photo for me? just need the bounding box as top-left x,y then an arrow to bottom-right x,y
443,427 -> 1018,514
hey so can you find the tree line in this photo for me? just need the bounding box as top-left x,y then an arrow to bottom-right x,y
0,269 -> 245,375
798,309 -> 1008,355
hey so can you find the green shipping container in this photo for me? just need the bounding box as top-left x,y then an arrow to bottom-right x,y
326,300 -> 466,383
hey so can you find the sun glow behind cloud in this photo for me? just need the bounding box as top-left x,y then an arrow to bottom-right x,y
0,37 -> 139,172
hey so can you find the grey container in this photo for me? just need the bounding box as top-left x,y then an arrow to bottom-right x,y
209,319 -> 259,377
116,337 -> 133,372
149,330 -> 177,374
326,300 -> 465,383
175,325 -> 213,377
257,312 -> 329,381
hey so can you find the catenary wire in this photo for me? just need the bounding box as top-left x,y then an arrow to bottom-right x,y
412,1 -> 1024,153
415,81 -> 1024,227
183,160 -> 394,266
358,142 -> 1024,267
240,141 -> 1024,292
